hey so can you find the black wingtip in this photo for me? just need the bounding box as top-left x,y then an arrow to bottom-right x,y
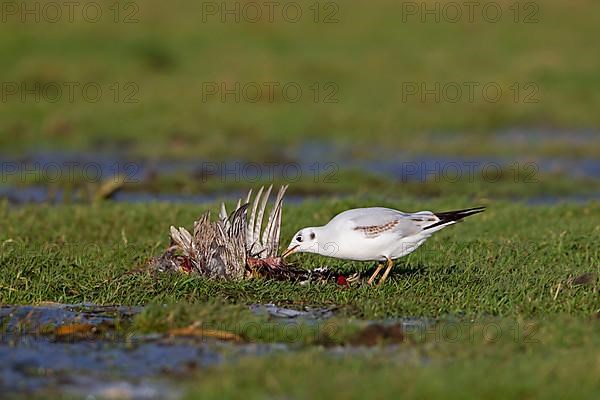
424,206 -> 486,230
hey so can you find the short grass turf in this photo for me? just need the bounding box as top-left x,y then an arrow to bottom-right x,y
1,198 -> 598,318
182,321 -> 600,400
2,199 -> 599,399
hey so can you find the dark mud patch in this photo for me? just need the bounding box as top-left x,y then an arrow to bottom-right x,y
348,323 -> 406,346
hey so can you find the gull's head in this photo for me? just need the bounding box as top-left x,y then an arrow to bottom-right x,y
282,227 -> 319,258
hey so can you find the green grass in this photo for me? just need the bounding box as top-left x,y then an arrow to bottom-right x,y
183,318 -> 600,399
1,199 -> 598,318
1,0 -> 600,158
2,198 -> 598,399
132,304 -> 600,399
2,0 -> 599,397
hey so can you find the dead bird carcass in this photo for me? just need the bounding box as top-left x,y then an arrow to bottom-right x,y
150,185 -> 357,284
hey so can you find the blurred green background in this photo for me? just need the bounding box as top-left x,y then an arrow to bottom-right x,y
1,0 -> 599,160
1,0 -> 599,205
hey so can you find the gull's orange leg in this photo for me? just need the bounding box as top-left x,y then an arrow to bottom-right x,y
367,263 -> 384,285
377,257 -> 394,286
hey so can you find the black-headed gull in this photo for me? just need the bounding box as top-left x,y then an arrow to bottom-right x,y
283,206 -> 485,286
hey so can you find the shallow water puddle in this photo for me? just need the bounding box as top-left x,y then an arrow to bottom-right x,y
1,186 -> 600,206
249,303 -> 336,320
0,303 -> 293,398
0,303 -> 143,330
0,303 -> 434,397
2,150 -> 600,205
0,301 -> 443,398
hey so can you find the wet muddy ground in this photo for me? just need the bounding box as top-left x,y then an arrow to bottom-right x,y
1,150 -> 600,205
0,304 -> 286,399
2,185 -> 600,207
0,304 -> 292,398
1,303 -> 428,399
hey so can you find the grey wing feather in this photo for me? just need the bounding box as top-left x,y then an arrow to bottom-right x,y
170,226 -> 194,256
219,203 -> 229,229
244,189 -> 252,206
227,203 -> 248,239
348,208 -> 437,239
271,185 -> 287,255
261,185 -> 286,249
246,186 -> 264,251
253,184 -> 272,249
262,185 -> 287,256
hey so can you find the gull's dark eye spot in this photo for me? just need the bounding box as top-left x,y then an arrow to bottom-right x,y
310,232 -> 316,240
296,235 -> 303,242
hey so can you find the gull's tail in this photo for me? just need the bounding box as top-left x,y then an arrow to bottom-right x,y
424,206 -> 486,230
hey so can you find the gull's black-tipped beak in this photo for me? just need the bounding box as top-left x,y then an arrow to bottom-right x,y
282,245 -> 299,258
